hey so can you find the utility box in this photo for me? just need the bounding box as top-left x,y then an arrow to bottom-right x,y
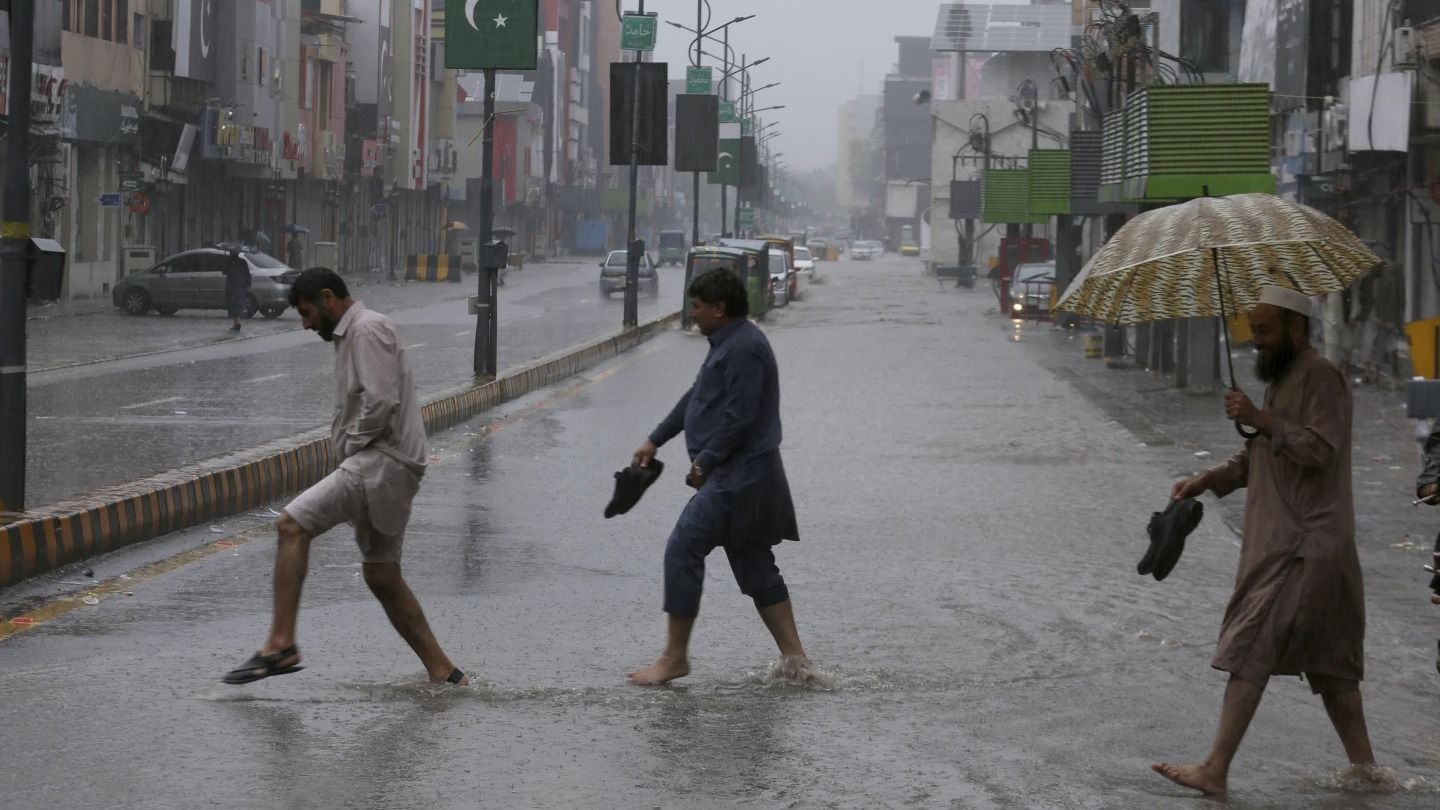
27,238 -> 66,301
122,245 -> 157,275
480,240 -> 509,270
312,241 -> 338,270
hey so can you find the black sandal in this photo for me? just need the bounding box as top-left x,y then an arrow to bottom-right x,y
445,668 -> 465,685
223,645 -> 304,685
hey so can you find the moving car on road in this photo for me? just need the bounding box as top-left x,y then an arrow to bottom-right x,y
793,246 -> 817,282
113,246 -> 296,318
658,229 -> 687,266
850,240 -> 883,261
1009,260 -> 1056,317
598,249 -> 660,299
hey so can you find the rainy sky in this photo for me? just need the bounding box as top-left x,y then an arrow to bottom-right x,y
649,1 -> 955,171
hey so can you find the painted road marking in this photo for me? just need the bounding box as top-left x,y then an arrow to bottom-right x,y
121,396 -> 186,410
406,343 -> 429,350
453,330 -> 473,337
237,373 -> 290,385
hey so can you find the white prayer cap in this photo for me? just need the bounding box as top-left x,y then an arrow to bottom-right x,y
1257,284 -> 1312,316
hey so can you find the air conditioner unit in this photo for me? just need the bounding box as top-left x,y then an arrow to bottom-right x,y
123,246 -> 158,276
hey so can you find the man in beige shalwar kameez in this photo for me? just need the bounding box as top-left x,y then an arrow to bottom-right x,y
1155,285 -> 1377,795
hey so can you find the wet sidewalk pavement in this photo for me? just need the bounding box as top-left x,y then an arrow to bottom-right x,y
1,259 -> 1437,809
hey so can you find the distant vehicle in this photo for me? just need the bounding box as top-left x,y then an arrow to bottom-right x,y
598,250 -> 659,299
793,246 -> 817,281
658,229 -> 687,266
112,247 -> 296,318
807,238 -> 838,261
899,224 -> 920,257
1009,260 -> 1056,316
850,240 -> 883,261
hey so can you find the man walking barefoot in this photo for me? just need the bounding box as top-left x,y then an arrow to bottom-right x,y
223,268 -> 466,686
1155,286 -> 1375,794
628,269 -> 808,685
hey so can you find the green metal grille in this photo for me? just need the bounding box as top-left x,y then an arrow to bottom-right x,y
1139,83 -> 1276,199
983,168 -> 1047,224
1028,149 -> 1071,215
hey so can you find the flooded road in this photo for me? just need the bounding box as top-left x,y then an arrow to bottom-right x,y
24,262 -> 686,506
2,256 -> 1437,808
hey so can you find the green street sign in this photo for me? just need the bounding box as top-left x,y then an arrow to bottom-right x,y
621,13 -> 657,51
119,172 -> 144,194
686,66 -> 713,95
708,138 -> 741,185
738,208 -> 755,228
741,117 -> 754,136
446,0 -> 539,69
718,102 -> 737,123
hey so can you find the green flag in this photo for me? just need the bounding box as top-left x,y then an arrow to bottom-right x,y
446,0 -> 539,70
708,138 -> 741,186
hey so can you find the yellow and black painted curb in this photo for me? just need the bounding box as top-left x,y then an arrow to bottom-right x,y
0,313 -> 681,589
405,254 -> 464,282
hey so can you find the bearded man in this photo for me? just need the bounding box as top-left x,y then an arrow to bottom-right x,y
1155,284 -> 1376,795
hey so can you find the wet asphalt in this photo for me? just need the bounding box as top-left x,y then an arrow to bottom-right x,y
24,262 -> 686,506
1,255 -> 1438,809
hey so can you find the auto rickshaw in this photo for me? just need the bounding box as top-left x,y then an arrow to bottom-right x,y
658,229 -> 687,266
685,242 -> 772,323
752,234 -> 799,302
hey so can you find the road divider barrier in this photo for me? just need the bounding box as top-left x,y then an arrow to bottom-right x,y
0,313 -> 680,588
405,254 -> 464,282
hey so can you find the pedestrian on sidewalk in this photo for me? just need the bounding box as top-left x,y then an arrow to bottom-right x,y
223,252 -> 251,332
287,232 -> 305,270
627,268 -> 809,685
1157,285 -> 1377,795
223,268 -> 466,686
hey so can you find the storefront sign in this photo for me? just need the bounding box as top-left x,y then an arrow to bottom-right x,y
60,85 -> 140,145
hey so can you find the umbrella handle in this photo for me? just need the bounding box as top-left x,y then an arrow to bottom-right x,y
1235,422 -> 1258,440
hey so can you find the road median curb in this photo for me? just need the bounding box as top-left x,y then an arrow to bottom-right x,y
0,312 -> 680,589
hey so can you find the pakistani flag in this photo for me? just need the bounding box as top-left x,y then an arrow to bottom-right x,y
708,138 -> 741,186
446,0 -> 539,70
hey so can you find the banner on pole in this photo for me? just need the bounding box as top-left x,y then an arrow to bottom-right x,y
446,0 -> 540,70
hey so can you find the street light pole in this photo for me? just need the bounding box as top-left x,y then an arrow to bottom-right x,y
734,54 -> 748,238
692,0 -> 703,251
720,23 -> 730,237
0,0 -> 36,512
623,1 -> 647,328
473,67 -> 499,377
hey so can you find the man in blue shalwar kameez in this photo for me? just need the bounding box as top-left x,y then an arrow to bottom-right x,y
628,269 -> 808,685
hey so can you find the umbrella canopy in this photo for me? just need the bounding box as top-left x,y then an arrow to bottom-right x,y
283,224 -> 310,235
442,221 -> 469,231
1056,193 -> 1381,325
491,226 -> 517,239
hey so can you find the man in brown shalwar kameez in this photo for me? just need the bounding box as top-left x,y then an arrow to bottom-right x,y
1155,285 -> 1377,795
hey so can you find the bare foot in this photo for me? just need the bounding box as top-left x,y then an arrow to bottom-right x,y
1152,762 -> 1227,796
627,655 -> 690,685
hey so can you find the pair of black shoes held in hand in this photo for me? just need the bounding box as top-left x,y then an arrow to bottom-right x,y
604,459 -> 664,519
1137,498 -> 1204,581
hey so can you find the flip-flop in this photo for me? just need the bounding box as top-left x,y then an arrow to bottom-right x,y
223,645 -> 304,685
445,668 -> 466,685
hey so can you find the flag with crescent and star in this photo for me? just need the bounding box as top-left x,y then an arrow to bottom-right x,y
446,0 -> 539,70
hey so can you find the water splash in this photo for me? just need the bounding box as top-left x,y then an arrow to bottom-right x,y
745,656 -> 840,690
1316,764 -> 1437,793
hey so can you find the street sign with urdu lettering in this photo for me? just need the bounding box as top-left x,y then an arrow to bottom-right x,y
738,208 -> 755,228
119,172 -> 144,194
446,0 -> 539,70
686,66 -> 712,94
98,193 -> 123,207
621,13 -> 657,51
707,138 -> 741,185
718,101 -> 737,123
741,117 -> 753,136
